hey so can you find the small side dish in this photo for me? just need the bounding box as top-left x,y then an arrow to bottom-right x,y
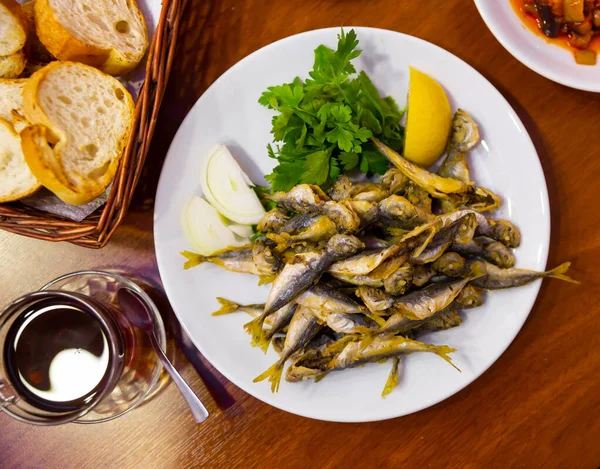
512,0 -> 600,65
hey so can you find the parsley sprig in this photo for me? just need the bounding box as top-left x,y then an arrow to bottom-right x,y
259,29 -> 405,192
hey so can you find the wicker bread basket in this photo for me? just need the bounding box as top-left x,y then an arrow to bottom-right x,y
0,0 -> 185,248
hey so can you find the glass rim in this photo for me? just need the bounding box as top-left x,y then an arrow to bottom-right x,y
0,290 -> 126,425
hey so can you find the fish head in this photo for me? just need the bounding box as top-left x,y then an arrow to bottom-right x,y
327,234 -> 365,258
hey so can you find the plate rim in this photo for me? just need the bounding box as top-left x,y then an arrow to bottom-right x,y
473,0 -> 600,93
154,26 -> 551,422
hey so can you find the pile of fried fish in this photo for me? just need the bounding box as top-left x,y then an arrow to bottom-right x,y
182,110 -> 577,396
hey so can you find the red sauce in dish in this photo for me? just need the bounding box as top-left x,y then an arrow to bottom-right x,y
510,0 -> 600,56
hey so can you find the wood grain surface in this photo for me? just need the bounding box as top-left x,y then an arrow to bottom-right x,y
1,1 -> 600,468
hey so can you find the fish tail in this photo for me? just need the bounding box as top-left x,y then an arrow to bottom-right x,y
431,344 -> 461,372
545,262 -> 580,284
258,275 -> 276,286
180,250 -> 208,270
253,360 -> 284,393
243,314 -> 268,351
257,331 -> 272,353
211,298 -> 240,316
382,357 -> 401,398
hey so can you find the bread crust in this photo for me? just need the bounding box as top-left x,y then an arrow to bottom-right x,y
21,61 -> 134,205
34,0 -> 148,75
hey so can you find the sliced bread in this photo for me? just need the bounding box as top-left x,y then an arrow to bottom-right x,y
0,0 -> 28,57
35,0 -> 148,76
21,61 -> 134,205
0,117 -> 40,202
0,49 -> 26,78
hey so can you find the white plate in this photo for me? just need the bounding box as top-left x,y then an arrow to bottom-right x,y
474,0 -> 600,92
154,27 -> 550,422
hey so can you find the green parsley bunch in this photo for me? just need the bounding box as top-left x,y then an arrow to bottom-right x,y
259,29 -> 405,192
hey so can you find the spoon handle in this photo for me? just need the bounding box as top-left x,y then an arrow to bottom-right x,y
151,334 -> 209,423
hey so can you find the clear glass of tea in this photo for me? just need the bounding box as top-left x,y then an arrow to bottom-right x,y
0,271 -> 166,426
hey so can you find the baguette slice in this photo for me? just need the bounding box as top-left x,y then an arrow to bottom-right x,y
0,49 -> 26,78
0,0 -> 28,56
21,61 -> 134,205
0,117 -> 40,202
35,0 -> 148,76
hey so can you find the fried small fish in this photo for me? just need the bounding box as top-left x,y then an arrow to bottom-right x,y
452,236 -> 515,268
330,335 -> 459,371
377,195 -> 435,229
328,175 -> 353,201
254,305 -> 322,392
257,207 -> 290,233
373,138 -> 469,198
286,335 -> 457,383
379,277 -> 475,333
267,216 -> 337,251
432,252 -> 466,277
181,247 -> 259,274
469,260 -> 578,290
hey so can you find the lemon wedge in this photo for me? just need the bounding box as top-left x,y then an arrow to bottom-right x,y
404,67 -> 452,167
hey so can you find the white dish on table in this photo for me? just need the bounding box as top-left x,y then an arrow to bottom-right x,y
154,27 -> 549,422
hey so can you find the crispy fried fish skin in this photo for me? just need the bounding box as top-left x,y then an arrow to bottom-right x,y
373,138 -> 469,198
181,248 -> 259,274
286,335 -> 458,383
469,260 -> 578,290
379,277 -> 474,333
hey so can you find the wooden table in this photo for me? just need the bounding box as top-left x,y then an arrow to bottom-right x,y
2,1 -> 600,467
